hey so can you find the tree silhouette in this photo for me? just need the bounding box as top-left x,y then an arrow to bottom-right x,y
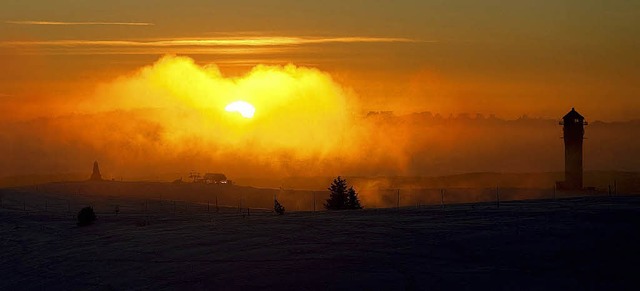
346,186 -> 362,209
325,176 -> 363,210
274,198 -> 285,215
325,176 -> 348,210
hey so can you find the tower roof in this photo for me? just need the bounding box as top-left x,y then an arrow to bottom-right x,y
563,107 -> 585,121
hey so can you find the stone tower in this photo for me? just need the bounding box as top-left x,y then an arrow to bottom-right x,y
90,161 -> 103,181
558,108 -> 587,190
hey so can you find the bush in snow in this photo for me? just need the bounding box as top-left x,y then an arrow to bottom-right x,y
77,206 -> 97,226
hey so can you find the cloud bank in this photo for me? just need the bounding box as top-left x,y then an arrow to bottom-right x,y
0,55 -> 381,178
0,55 -> 638,182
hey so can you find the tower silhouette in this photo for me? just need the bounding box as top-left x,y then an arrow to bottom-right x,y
558,108 -> 587,190
90,161 -> 103,181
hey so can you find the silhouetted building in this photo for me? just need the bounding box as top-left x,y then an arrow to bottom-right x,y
90,161 -> 103,181
557,108 -> 587,190
202,173 -> 230,184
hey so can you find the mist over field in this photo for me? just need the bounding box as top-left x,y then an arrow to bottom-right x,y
1,104 -> 638,182
0,56 -> 638,212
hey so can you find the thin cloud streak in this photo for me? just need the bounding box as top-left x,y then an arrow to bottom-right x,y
0,36 -> 423,48
0,36 -> 428,56
5,20 -> 153,26
4,46 -> 295,56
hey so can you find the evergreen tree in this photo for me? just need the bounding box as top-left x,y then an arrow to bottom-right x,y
346,186 -> 362,209
274,198 -> 285,215
325,176 -> 348,210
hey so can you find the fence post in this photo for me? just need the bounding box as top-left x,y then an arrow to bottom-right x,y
397,189 -> 400,211
496,186 -> 500,208
313,192 -> 316,213
441,189 -> 445,209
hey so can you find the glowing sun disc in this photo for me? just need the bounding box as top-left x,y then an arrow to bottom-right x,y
225,100 -> 255,118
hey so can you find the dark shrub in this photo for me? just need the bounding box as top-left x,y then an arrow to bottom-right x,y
77,206 -> 97,226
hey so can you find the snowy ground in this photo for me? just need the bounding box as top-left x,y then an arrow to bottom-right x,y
2,194 -> 640,290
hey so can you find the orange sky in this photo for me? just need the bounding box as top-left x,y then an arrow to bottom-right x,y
0,1 -> 638,178
1,0 -> 639,121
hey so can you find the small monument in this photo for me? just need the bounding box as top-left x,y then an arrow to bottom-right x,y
90,161 -> 103,181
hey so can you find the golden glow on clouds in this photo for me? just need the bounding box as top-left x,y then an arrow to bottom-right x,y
85,55 -> 357,161
225,101 -> 255,118
5,20 -> 153,26
1,54 -> 636,179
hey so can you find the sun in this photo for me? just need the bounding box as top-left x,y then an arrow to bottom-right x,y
225,100 -> 256,118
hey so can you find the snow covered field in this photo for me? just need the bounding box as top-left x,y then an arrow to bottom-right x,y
2,193 -> 640,290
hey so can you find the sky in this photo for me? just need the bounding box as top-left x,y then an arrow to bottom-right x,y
2,0 -> 639,120
0,0 -> 638,178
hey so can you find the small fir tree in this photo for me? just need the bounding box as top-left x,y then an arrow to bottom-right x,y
325,176 -> 348,210
274,199 -> 285,215
346,186 -> 362,209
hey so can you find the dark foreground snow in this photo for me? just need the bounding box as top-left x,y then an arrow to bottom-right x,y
2,196 -> 640,290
